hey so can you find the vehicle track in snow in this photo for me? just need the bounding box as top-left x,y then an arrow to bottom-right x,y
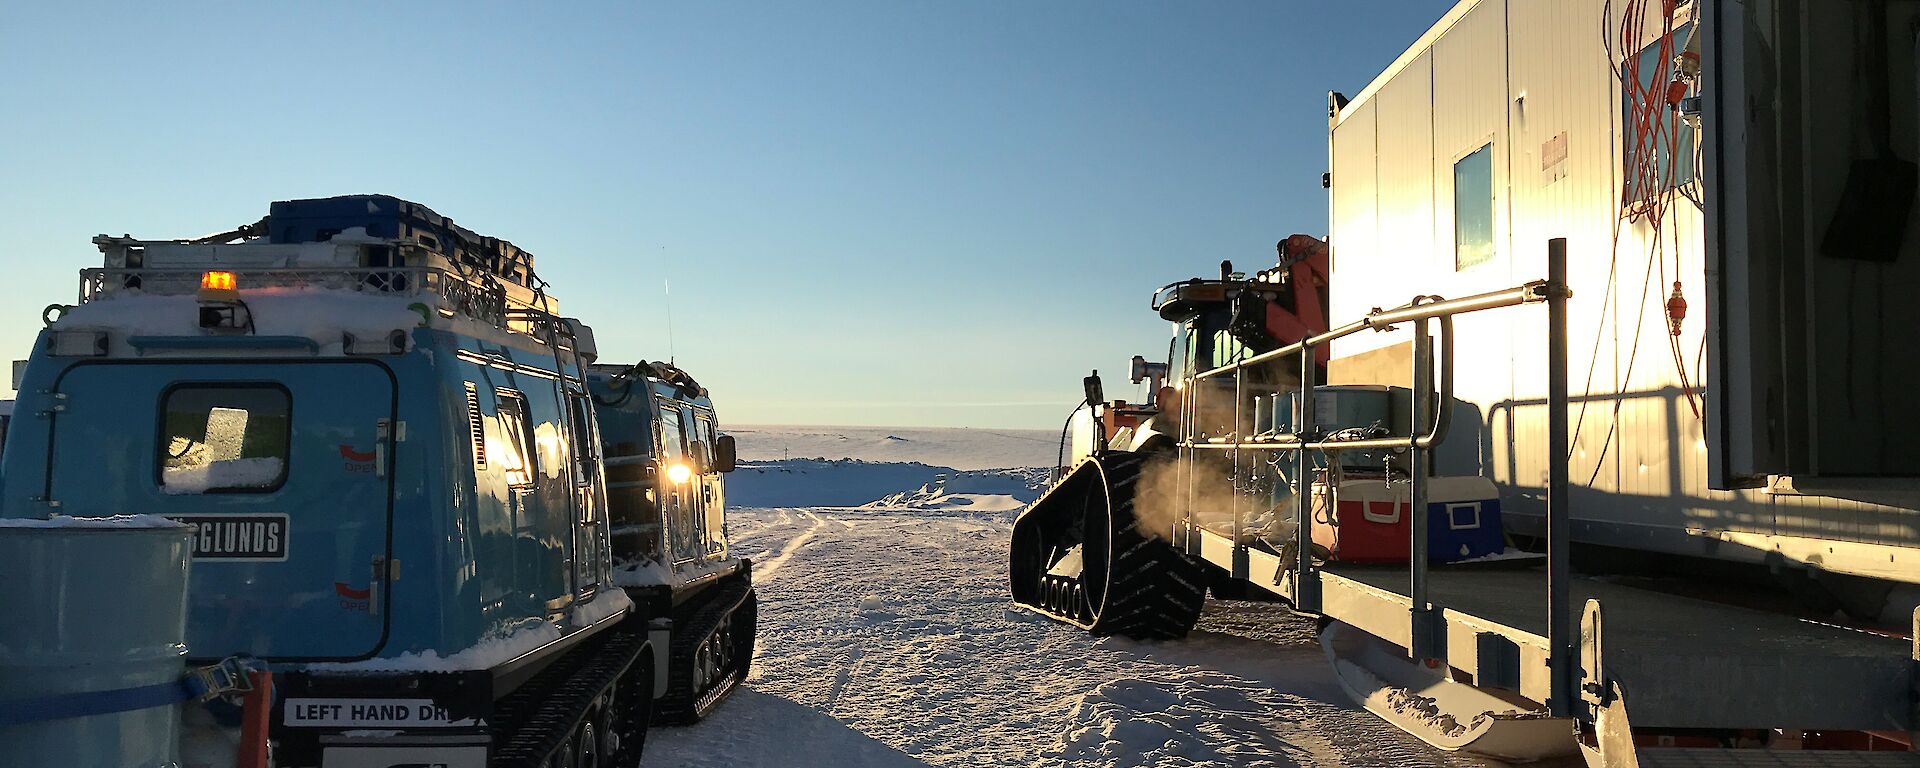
648,507 -> 1503,768
747,508 -> 826,581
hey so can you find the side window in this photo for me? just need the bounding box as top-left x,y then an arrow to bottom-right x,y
495,390 -> 537,489
657,405 -> 686,468
1211,329 -> 1252,370
1453,142 -> 1496,271
159,385 -> 290,494
567,393 -> 596,486
689,410 -> 715,473
1168,321 -> 1197,384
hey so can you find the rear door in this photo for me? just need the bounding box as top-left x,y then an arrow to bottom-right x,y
48,360 -> 396,661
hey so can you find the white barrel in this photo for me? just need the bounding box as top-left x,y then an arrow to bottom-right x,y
0,516 -> 192,768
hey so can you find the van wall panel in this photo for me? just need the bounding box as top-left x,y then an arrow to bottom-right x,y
1330,98 -> 1379,352
1324,0 -> 1920,579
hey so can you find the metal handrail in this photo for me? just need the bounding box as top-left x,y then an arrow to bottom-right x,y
1173,244 -> 1570,693
1192,281 -> 1547,383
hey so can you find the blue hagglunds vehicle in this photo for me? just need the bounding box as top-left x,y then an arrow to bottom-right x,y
0,195 -> 756,767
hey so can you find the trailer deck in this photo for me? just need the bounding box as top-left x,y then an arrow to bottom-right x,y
1195,519 -> 1915,733
1316,561 -> 1914,731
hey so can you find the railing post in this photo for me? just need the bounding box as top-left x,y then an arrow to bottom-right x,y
1409,315 -> 1438,660
1178,372 -> 1193,554
1547,237 -> 1576,718
1295,340 -> 1320,611
1232,354 -> 1247,578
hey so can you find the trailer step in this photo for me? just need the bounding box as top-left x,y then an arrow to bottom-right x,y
1319,620 -> 1577,762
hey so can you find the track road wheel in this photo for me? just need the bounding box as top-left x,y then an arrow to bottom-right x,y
655,572 -> 757,724
576,714 -> 603,768
548,731 -> 578,768
609,657 -> 653,767
1009,451 -> 1206,639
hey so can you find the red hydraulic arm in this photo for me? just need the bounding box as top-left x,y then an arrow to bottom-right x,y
1266,234 -> 1332,365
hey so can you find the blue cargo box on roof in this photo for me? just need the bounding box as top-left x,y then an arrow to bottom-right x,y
268,194 -> 464,246
268,195 -> 538,283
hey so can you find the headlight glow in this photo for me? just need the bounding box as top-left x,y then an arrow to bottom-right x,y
666,463 -> 693,484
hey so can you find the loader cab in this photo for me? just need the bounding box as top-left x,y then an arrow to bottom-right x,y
586,362 -> 737,587
1156,282 -> 1236,386
1153,281 -> 1271,441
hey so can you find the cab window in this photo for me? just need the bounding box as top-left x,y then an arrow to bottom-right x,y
1211,329 -> 1253,370
658,405 -> 686,466
688,409 -> 715,473
158,385 -> 290,494
1168,321 -> 1196,384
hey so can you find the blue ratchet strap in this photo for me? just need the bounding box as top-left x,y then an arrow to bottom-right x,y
0,657 -> 259,726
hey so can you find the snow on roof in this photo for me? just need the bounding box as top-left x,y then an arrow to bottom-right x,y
54,289 -> 426,349
0,514 -> 188,529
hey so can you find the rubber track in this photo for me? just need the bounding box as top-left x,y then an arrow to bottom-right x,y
653,572 -> 758,725
488,626 -> 648,768
1013,452 -> 1207,640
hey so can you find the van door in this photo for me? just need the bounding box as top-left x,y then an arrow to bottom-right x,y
48,361 -> 395,661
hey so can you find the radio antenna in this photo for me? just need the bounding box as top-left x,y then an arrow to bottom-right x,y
663,276 -> 677,366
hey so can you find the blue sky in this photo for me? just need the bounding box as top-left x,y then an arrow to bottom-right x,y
1,2 -> 1449,429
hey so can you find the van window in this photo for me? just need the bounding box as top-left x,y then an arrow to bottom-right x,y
1621,24 -> 1696,199
159,385 -> 290,494
1453,142 -> 1495,270
495,390 -> 537,489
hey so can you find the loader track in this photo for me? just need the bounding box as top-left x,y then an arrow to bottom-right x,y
653,569 -> 758,725
1010,451 -> 1207,640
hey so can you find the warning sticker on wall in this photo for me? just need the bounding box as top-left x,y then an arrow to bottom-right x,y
1542,131 -> 1570,184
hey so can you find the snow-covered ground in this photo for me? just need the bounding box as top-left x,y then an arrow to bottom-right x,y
648,427 -> 1502,767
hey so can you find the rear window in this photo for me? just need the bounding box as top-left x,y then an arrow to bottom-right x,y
159,385 -> 290,494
